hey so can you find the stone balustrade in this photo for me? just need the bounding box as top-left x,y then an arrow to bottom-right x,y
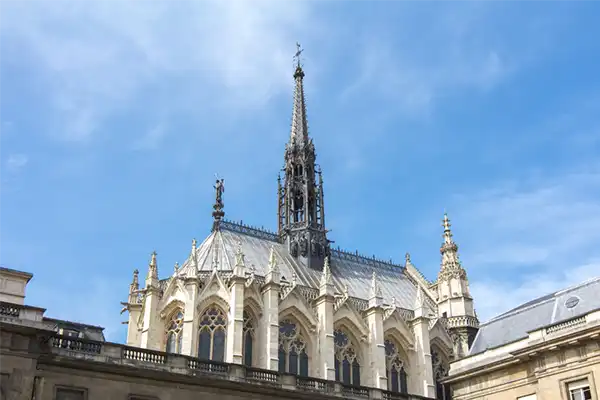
45,334 -> 431,400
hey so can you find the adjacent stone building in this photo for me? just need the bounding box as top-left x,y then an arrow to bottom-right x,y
443,277 -> 600,400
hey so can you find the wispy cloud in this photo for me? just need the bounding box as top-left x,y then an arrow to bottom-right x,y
338,2 -> 567,116
0,0 -> 317,142
451,164 -> 600,321
5,154 -> 29,172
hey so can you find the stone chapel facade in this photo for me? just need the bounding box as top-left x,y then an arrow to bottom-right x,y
121,55 -> 480,400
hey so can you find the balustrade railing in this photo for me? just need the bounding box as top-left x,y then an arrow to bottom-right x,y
0,302 -> 21,317
46,333 -> 432,400
51,335 -> 102,354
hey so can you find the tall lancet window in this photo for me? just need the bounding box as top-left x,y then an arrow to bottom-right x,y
384,339 -> 408,394
198,307 -> 227,362
165,310 -> 184,354
242,310 -> 255,367
431,348 -> 452,400
278,319 -> 309,376
334,329 -> 361,386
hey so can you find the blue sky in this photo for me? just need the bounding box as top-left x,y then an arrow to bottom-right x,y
1,1 -> 600,341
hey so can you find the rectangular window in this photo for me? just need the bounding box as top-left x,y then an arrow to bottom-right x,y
55,387 -> 85,400
517,395 -> 537,400
568,379 -> 592,400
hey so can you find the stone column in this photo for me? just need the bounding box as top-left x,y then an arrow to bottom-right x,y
226,275 -> 246,364
412,287 -> 435,397
140,253 -> 161,350
315,257 -> 335,380
365,272 -> 387,388
181,277 -> 200,356
261,246 -> 281,370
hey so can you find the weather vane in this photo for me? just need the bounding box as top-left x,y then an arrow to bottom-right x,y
294,42 -> 304,67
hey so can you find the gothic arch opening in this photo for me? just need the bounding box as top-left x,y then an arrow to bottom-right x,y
165,309 -> 184,354
278,318 -> 310,376
384,336 -> 409,394
431,343 -> 452,400
242,308 -> 257,367
198,305 -> 227,362
333,326 -> 362,387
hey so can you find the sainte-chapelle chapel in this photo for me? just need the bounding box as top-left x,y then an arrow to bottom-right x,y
121,49 -> 480,400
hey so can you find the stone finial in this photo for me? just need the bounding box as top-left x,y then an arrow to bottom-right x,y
174,262 -> 180,274
320,256 -> 332,287
268,246 -> 279,273
291,271 -> 298,286
192,238 -> 197,251
131,269 -> 139,289
148,251 -> 158,279
414,285 -> 427,319
391,296 -> 396,308
235,240 -> 245,267
343,284 -> 349,297
405,252 -> 412,265
369,270 -> 382,299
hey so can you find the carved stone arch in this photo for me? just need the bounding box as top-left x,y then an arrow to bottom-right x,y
279,296 -> 317,331
333,319 -> 367,364
197,294 -> 230,316
160,299 -> 185,320
383,313 -> 415,350
278,312 -> 314,375
430,339 -> 452,373
244,296 -> 263,319
430,328 -> 453,358
383,328 -> 413,360
334,303 -> 369,337
279,305 -> 316,341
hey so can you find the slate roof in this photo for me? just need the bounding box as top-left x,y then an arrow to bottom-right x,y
175,220 -> 431,312
469,276 -> 600,355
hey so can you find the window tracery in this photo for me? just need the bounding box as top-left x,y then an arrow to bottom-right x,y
334,328 -> 361,386
242,310 -> 255,367
278,319 -> 309,376
384,338 -> 408,394
431,347 -> 452,400
198,306 -> 227,362
165,310 -> 184,354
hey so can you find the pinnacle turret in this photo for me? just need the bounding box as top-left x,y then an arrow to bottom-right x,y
145,251 -> 159,288
438,212 -> 466,281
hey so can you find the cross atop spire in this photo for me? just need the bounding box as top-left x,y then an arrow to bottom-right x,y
294,42 -> 304,70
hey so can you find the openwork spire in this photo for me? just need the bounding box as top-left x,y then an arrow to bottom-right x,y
439,212 -> 467,282
279,43 -> 328,270
290,42 -> 309,146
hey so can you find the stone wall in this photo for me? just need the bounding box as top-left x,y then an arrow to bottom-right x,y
0,321 -> 433,400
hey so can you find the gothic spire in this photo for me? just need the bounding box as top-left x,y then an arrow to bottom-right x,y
290,42 -> 309,147
278,43 -> 329,270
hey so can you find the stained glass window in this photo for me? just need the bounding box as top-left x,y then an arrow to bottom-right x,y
165,310 -> 184,354
198,307 -> 227,362
334,328 -> 360,386
431,347 -> 451,400
278,319 -> 309,376
384,338 -> 408,393
242,310 -> 255,367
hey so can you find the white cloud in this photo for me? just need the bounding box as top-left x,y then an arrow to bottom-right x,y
450,164 -> 600,322
0,0 -> 316,141
5,154 -> 29,172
